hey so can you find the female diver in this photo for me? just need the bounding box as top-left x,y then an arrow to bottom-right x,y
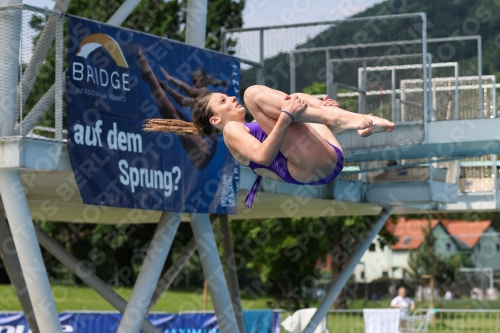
144,85 -> 395,208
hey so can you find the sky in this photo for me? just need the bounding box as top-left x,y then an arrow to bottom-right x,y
23,0 -> 385,28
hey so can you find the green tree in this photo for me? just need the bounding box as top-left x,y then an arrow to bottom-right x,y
65,0 -> 245,51
407,220 -> 462,308
231,215 -> 397,310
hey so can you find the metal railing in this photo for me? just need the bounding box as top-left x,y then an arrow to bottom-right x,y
319,308 -> 500,333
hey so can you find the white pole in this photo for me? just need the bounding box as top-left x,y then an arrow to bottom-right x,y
455,63 -> 459,119
0,170 -> 62,333
220,215 -> 246,333
478,36 -> 483,118
117,212 -> 181,333
35,227 -> 161,333
191,213 -> 240,333
259,29 -> 264,85
302,207 -> 394,333
326,51 -> 332,98
493,75 -> 497,119
391,69 -> 396,122
0,213 -> 40,333
0,0 -> 22,137
107,0 -> 142,27
422,14 -> 428,143
185,0 -> 208,48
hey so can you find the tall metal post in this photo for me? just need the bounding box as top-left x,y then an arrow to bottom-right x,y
326,51 -> 332,98
16,0 -> 71,114
220,215 -> 246,333
185,0 -> 208,48
117,212 -> 181,333
358,61 -> 367,115
35,227 -> 161,333
258,29 -> 264,85
401,81 -> 406,122
54,18 -> 64,141
493,154 -> 498,197
0,212 -> 40,333
428,54 -> 434,121
147,215 -> 218,313
302,206 -> 394,333
493,75 -> 497,118
422,14 -> 429,143
190,213 -> 239,333
478,36 -> 483,118
391,69 -> 396,123
0,0 -> 22,137
0,170 -> 62,333
290,52 -> 296,93
455,63 -> 459,119
359,61 -> 367,180
107,0 -> 141,26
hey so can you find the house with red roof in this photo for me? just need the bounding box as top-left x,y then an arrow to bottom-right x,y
353,217 -> 500,282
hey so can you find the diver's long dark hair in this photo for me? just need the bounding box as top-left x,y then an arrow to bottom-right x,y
143,93 -> 217,136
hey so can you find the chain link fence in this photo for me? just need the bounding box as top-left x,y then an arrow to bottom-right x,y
0,4 -> 65,141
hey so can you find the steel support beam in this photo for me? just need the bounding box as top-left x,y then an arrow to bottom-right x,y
15,0 -> 71,115
34,226 -> 161,333
0,170 -> 62,333
147,214 -> 218,313
219,215 -> 246,333
117,212 -> 181,333
0,0 -> 22,137
107,0 -> 141,26
185,0 -> 208,48
0,211 -> 39,333
302,206 -> 394,333
190,213 -> 239,333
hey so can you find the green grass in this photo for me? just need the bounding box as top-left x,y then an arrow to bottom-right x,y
0,284 -> 274,313
2,285 -> 500,333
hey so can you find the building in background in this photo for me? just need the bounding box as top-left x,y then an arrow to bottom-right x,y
352,217 -> 500,282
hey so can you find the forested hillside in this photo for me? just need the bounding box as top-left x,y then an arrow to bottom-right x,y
240,0 -> 500,94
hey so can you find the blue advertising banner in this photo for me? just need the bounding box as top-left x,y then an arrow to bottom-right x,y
0,311 -> 280,333
66,15 -> 240,214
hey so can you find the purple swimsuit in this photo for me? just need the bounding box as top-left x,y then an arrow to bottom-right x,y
243,122 -> 344,208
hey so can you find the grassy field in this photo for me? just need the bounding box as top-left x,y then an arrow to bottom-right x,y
0,284 -> 274,313
2,285 -> 500,332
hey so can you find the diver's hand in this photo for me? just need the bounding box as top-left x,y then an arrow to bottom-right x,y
281,95 -> 307,119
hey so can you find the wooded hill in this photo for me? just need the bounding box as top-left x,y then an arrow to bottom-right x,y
239,0 -> 500,94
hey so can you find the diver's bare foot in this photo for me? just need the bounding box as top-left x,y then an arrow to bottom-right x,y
357,114 -> 395,137
325,107 -> 373,132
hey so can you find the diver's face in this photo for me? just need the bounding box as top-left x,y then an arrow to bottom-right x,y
208,93 -> 245,126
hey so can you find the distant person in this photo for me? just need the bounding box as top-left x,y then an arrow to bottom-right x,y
390,286 -> 415,318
